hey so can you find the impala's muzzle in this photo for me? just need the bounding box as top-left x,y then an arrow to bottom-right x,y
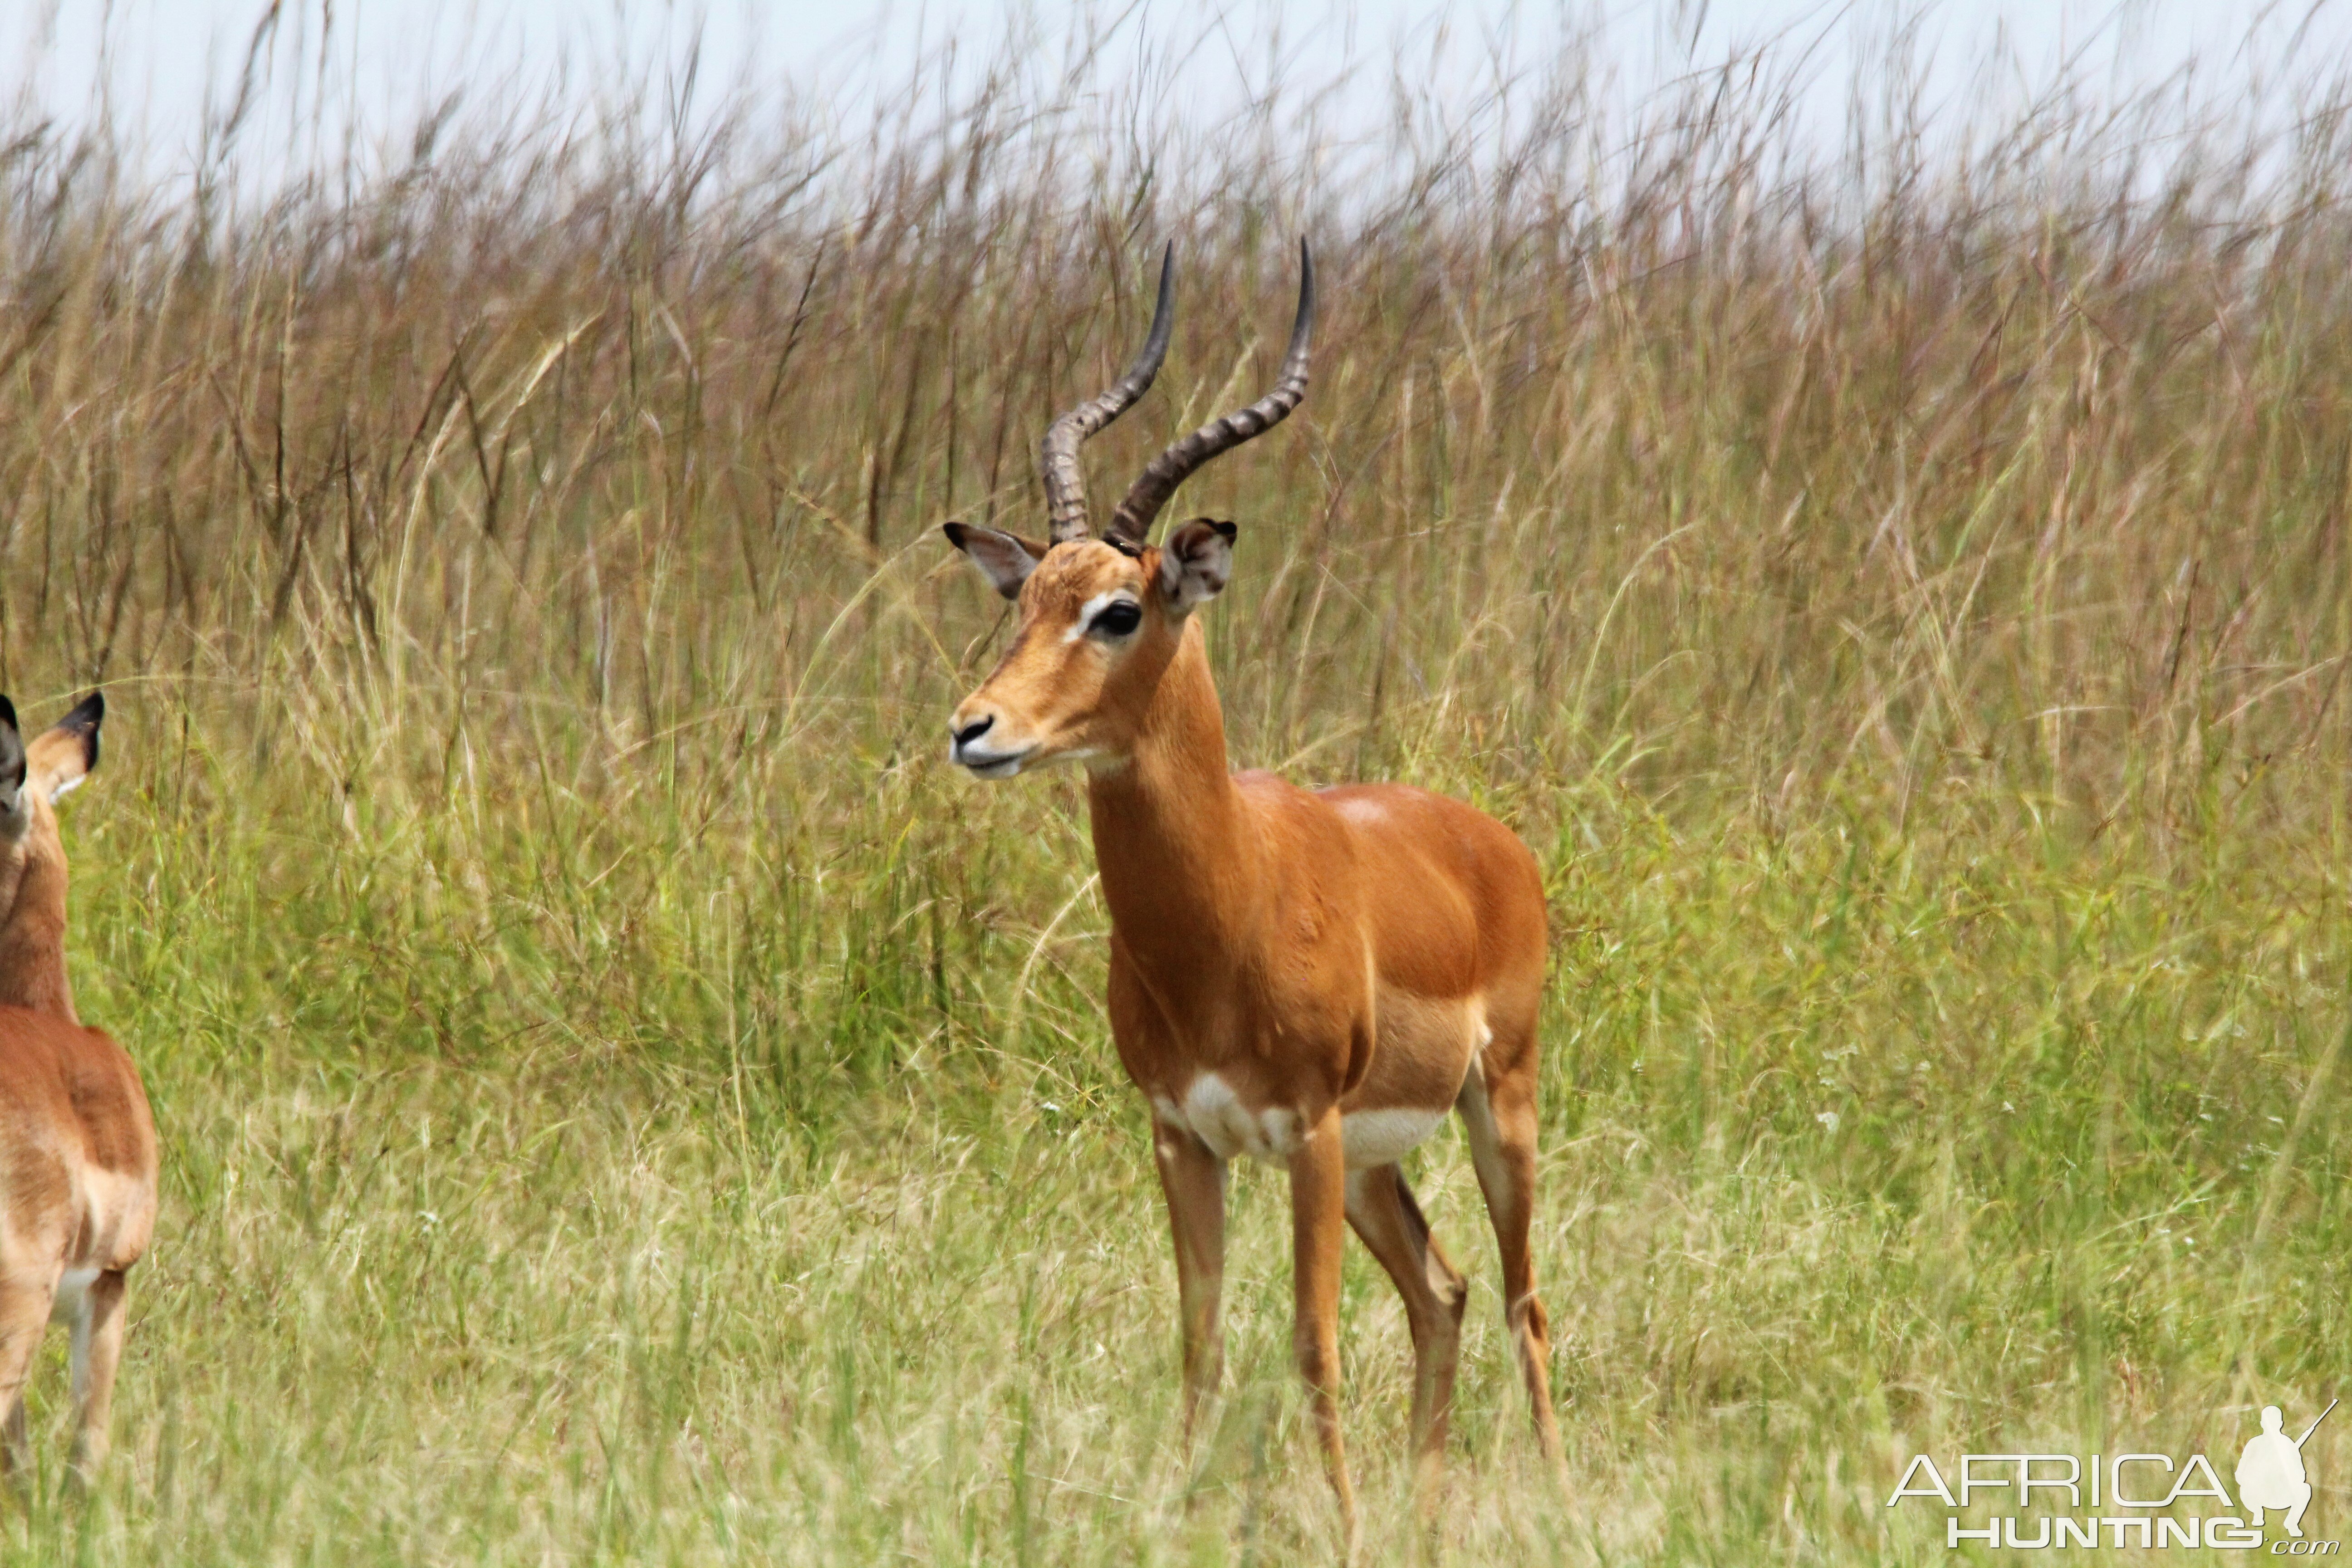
948,707 -> 1034,778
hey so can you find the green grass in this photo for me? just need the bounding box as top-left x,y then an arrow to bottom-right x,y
0,10 -> 2348,1562
18,741 -> 2342,1563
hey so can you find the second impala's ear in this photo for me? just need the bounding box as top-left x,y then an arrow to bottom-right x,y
943,522 -> 1049,600
1157,519 -> 1237,613
0,697 -> 25,840
27,691 -> 101,804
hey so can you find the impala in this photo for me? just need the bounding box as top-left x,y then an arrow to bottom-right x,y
942,244 -> 1561,1531
0,691 -> 154,1483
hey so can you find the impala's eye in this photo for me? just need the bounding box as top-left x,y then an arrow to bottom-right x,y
1090,601 -> 1143,637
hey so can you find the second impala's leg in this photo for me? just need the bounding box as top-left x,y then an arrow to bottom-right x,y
0,1277 -> 51,1482
1152,1119 -> 1228,1449
68,1271 -> 128,1478
1290,1106 -> 1357,1541
1458,1034 -> 1563,1461
1344,1161 -> 1467,1499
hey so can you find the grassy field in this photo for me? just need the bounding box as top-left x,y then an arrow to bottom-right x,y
0,14 -> 2347,1562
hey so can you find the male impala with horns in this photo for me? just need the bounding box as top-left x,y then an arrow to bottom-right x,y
941,243 -> 1562,1536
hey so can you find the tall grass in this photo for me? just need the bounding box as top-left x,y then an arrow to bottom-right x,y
0,9 -> 2345,1561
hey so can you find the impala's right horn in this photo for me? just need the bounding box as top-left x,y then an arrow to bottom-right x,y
1040,243 -> 1177,546
1107,238 -> 1313,547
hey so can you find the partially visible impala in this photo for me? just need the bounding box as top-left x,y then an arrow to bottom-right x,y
942,245 -> 1561,1534
0,692 -> 154,1483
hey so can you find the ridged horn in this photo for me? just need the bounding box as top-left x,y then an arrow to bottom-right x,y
1040,243 -> 1177,545
1107,238 -> 1313,546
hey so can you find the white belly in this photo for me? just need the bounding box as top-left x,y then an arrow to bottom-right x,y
1341,1107 -> 1448,1169
1157,1074 -> 1448,1169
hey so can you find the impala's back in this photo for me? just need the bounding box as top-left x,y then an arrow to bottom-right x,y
0,691 -> 156,1479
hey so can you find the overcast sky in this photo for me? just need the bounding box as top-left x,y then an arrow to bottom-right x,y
7,1 -> 2345,191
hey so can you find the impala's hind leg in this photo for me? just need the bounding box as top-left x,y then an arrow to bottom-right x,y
1345,1162 -> 1468,1501
68,1271 -> 127,1480
1457,1048 -> 1563,1462
0,1280 -> 51,1483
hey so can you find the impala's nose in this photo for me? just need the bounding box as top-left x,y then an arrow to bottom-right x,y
950,714 -> 995,756
948,708 -> 1030,777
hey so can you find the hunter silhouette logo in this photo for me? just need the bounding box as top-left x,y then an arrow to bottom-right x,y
2240,1401 -> 2335,1540
1886,1398 -> 2337,1551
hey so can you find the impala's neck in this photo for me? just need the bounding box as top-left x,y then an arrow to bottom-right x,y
1087,620 -> 1261,960
0,826 -> 75,1023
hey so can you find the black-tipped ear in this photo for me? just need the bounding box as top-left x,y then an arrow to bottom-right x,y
0,697 -> 23,799
50,691 -> 101,774
944,522 -> 1048,601
1157,518 -> 1238,612
26,691 -> 101,803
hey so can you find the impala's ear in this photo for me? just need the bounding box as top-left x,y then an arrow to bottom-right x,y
0,697 -> 25,840
1157,519 -> 1237,613
26,691 -> 100,804
943,522 -> 1048,601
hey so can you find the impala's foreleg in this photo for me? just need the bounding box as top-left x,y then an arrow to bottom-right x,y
1151,1119 -> 1228,1450
1345,1161 -> 1468,1501
0,1279 -> 50,1482
68,1271 -> 127,1479
1289,1107 -> 1357,1544
1458,1054 -> 1563,1463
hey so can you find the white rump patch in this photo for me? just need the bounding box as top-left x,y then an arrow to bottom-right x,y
1342,1107 -> 1448,1169
1171,1074 -> 1300,1163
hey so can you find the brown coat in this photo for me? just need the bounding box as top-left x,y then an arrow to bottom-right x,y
0,693 -> 153,1478
947,530 -> 1562,1527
